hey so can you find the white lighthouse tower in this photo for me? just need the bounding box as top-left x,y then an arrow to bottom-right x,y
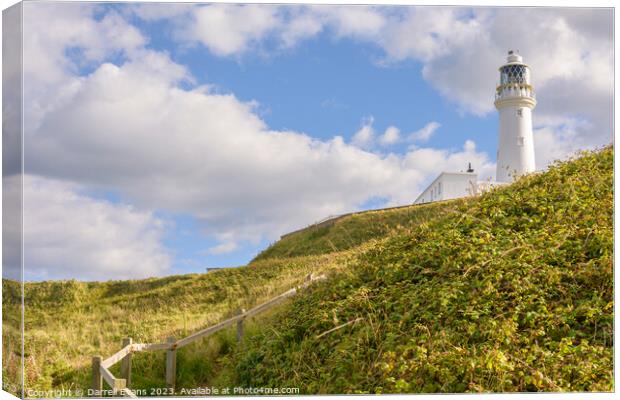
494,50 -> 536,182
413,50 -> 538,205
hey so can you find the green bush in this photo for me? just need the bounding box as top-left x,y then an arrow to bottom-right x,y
233,147 -> 613,393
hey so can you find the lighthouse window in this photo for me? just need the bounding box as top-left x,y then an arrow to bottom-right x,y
517,108 -> 523,117
517,137 -> 525,146
501,71 -> 509,84
501,64 -> 527,84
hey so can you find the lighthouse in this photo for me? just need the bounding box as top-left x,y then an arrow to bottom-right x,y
414,50 -> 538,205
494,50 -> 536,182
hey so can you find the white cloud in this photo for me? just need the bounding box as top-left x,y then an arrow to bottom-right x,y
379,126 -> 400,146
376,8 -> 612,165
352,119 -> 406,150
280,8 -> 325,48
23,14 -> 493,258
533,118 -> 595,169
22,2 -> 147,133
205,241 -> 239,255
405,140 -> 495,182
13,175 -> 171,281
135,5 -> 611,168
316,5 -> 386,39
131,4 -> 388,56
177,4 -> 280,57
409,121 -> 441,142
380,8 -> 479,63
351,117 -> 375,148
22,3 -> 145,75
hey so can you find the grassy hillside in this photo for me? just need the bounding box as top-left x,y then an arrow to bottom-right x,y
254,200 -> 461,261
2,252 -> 354,395
2,146 -> 613,395
233,147 -> 613,393
3,196 -> 457,395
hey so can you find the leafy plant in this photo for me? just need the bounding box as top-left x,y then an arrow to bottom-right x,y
232,147 -> 613,393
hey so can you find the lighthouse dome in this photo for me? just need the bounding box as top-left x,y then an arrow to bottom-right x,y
506,50 -> 523,63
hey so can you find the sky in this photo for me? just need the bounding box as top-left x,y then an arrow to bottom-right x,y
3,2 -> 613,281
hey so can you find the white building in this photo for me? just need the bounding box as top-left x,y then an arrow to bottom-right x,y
414,170 -> 477,204
414,50 -> 536,205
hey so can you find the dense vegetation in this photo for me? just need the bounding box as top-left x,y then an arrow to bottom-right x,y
2,147 -> 613,395
233,147 -> 614,393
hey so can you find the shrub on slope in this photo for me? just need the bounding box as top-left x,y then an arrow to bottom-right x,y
234,147 -> 613,393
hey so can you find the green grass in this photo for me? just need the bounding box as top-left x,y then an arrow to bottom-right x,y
232,147 -> 614,393
2,146 -> 613,395
2,252 -> 354,396
254,200 -> 461,261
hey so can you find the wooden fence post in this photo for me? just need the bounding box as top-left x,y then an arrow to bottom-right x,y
92,356 -> 102,393
165,337 -> 177,390
120,337 -> 133,387
236,308 -> 246,344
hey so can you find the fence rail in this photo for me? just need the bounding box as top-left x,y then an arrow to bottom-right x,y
91,273 -> 325,397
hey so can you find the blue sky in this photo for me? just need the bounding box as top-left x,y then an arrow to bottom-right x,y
124,5 -> 498,273
8,3 -> 613,281
129,10 -> 499,155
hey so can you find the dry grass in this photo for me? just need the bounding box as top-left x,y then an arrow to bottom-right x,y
2,251 -> 355,395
